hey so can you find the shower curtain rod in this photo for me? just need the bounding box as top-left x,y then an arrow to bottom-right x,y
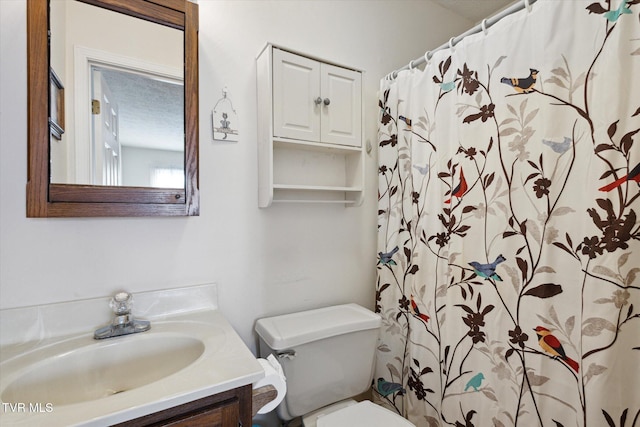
386,0 -> 538,80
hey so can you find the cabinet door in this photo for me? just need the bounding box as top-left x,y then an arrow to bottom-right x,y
162,398 -> 239,427
320,63 -> 361,147
272,49 -> 321,142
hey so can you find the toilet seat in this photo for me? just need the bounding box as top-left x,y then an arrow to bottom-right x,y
316,401 -> 415,427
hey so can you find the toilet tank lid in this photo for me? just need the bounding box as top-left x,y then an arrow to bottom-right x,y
255,304 -> 381,350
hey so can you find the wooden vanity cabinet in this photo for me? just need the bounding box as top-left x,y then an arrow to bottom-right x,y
114,385 -> 251,427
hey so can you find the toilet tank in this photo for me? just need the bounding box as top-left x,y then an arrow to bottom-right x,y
255,304 -> 381,421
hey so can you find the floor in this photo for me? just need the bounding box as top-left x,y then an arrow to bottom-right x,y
252,410 -> 293,427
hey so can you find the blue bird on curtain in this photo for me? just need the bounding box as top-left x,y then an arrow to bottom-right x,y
469,255 -> 506,281
378,246 -> 399,266
464,373 -> 485,392
604,0 -> 632,21
500,68 -> 538,93
377,378 -> 406,397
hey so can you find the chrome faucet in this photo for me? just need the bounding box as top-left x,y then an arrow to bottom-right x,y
94,292 -> 151,339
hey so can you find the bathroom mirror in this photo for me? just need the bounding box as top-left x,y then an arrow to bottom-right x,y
27,0 -> 199,217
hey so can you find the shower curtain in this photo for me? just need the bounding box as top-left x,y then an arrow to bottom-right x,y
375,1 -> 640,426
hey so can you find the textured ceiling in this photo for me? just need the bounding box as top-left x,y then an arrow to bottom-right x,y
433,0 -> 516,23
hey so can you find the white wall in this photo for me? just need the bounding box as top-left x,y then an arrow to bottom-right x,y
0,0 -> 472,351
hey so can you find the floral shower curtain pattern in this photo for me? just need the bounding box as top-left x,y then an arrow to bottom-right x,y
375,1 -> 640,426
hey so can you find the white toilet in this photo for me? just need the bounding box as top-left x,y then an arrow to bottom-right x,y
255,304 -> 415,427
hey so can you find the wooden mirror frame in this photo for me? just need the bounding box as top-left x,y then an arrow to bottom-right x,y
27,0 -> 199,217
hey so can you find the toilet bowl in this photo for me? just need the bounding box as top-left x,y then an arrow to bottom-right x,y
255,304 -> 416,427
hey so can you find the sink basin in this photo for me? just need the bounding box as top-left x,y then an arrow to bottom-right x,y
0,286 -> 265,427
1,331 -> 205,406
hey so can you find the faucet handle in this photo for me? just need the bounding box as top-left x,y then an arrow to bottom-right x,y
110,291 -> 132,315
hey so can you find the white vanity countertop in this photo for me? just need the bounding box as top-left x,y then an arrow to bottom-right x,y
0,284 -> 264,426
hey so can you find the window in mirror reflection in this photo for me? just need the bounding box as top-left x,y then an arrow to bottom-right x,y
49,0 -> 184,187
151,166 -> 185,189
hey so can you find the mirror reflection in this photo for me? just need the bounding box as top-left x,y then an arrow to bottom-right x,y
49,0 -> 184,188
89,66 -> 184,188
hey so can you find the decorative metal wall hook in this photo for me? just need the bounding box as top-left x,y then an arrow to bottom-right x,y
213,86 -> 237,115
212,86 -> 239,142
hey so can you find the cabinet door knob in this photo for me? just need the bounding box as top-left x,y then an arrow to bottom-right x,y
314,97 -> 322,106
323,98 -> 331,106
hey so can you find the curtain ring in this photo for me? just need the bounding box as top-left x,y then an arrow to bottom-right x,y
409,60 -> 415,71
448,37 -> 456,51
481,19 -> 488,35
524,0 -> 532,12
424,50 -> 431,63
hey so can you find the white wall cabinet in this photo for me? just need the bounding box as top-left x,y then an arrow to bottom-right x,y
272,48 -> 361,147
257,44 -> 364,207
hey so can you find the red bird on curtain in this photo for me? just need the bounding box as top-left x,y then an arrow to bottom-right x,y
410,295 -> 430,323
534,326 -> 579,373
598,162 -> 640,192
445,168 -> 467,204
